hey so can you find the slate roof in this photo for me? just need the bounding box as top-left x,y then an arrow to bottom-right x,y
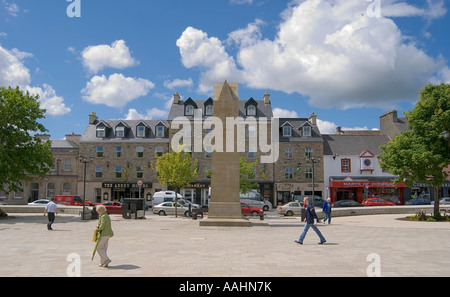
80,120 -> 170,143
278,118 -> 322,142
168,99 -> 273,120
323,134 -> 390,156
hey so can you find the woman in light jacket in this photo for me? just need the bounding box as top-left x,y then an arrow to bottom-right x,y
96,205 -> 114,267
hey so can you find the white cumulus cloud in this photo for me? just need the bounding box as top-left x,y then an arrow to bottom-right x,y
26,84 -> 71,116
81,40 -> 139,74
177,0 -> 449,109
81,73 -> 155,108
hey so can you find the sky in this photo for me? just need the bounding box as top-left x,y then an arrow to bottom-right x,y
1,0 -> 449,139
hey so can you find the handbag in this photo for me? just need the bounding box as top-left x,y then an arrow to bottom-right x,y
92,229 -> 99,242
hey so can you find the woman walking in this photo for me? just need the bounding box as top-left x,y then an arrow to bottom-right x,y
95,205 -> 114,268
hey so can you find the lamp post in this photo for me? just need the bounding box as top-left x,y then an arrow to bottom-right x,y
79,155 -> 94,220
305,155 -> 322,207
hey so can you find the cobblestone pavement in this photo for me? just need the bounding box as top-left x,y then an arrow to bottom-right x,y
1,211 -> 450,277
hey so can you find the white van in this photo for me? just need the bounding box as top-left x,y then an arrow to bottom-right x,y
152,191 -> 183,207
240,190 -> 272,211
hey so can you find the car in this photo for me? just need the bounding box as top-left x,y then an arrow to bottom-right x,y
277,201 -> 303,216
362,198 -> 395,206
28,199 -> 51,206
96,201 -> 122,214
295,195 -> 325,207
332,200 -> 365,208
179,198 -> 201,209
152,202 -> 191,217
439,197 -> 450,205
241,202 -> 263,216
240,190 -> 272,211
152,191 -> 183,206
54,195 -> 94,206
406,197 -> 431,205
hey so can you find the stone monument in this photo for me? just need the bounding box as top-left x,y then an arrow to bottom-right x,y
199,81 -> 251,227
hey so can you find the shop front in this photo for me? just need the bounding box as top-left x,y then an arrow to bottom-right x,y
102,182 -> 153,201
329,177 -> 406,205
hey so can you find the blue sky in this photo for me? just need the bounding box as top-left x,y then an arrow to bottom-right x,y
1,0 -> 449,139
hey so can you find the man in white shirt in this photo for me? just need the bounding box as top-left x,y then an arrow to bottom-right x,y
44,198 -> 58,230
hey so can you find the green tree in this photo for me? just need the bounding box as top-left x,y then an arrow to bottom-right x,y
0,86 -> 53,194
378,83 -> 450,215
151,146 -> 198,217
239,156 -> 259,194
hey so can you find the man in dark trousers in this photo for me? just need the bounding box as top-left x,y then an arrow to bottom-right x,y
44,197 -> 58,230
295,197 -> 326,244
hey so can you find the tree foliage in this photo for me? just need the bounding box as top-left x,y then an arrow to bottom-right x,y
151,146 -> 198,216
378,83 -> 450,214
0,86 -> 53,193
239,156 -> 259,194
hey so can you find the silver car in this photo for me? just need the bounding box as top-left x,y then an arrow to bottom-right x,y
152,202 -> 191,217
277,202 -> 303,216
440,197 -> 450,205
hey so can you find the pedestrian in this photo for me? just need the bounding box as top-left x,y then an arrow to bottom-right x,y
44,197 -> 58,230
322,198 -> 332,224
295,197 -> 326,245
95,205 -> 114,268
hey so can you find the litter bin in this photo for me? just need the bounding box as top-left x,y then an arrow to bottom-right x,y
122,198 -> 145,219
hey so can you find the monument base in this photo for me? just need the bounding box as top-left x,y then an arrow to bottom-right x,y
199,217 -> 251,227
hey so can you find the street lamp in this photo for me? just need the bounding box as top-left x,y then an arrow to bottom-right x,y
79,155 -> 94,220
305,155 -> 322,207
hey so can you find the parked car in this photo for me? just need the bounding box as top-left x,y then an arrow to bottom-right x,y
241,202 -> 263,216
332,200 -> 365,208
54,195 -> 94,206
295,195 -> 325,207
152,202 -> 191,217
152,191 -> 183,206
28,199 -> 51,206
439,197 -> 450,205
406,197 -> 431,205
362,198 -> 395,206
96,201 -> 122,214
277,201 -> 303,216
179,198 -> 201,209
240,190 -> 272,211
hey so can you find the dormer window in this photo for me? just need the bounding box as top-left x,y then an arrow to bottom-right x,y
283,126 -> 292,137
96,126 -> 106,138
205,104 -> 213,116
136,126 -> 146,137
115,126 -> 125,138
302,125 -> 311,137
156,125 -> 165,138
184,98 -> 198,116
247,105 -> 256,116
245,98 -> 258,116
185,105 -> 194,116
204,97 -> 214,116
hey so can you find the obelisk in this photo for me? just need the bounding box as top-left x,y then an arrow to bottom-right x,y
199,81 -> 251,227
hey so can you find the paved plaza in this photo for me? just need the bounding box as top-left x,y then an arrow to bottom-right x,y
1,210 -> 450,277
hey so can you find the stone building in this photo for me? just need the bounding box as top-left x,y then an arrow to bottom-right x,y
2,133 -> 81,205
77,112 -> 170,204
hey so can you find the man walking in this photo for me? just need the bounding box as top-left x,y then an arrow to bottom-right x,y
322,198 -> 332,224
44,197 -> 58,230
295,197 -> 326,244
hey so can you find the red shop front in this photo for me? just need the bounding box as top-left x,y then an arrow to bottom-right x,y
329,177 -> 406,205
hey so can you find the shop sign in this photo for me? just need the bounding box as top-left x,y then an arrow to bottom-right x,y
102,182 -> 152,189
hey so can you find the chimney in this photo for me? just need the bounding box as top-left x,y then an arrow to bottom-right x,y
263,91 -> 270,104
89,112 -> 98,125
309,112 -> 317,125
173,92 -> 180,104
65,133 -> 81,145
336,126 -> 343,135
